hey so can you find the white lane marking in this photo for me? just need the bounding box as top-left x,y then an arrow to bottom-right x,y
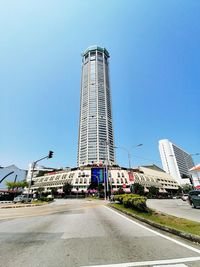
104,206 -> 200,254
82,256 -> 200,267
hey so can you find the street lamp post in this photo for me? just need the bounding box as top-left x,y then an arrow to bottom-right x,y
115,144 -> 143,169
100,140 -> 111,200
26,151 -> 54,202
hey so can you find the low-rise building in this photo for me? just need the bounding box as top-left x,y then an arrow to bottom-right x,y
133,165 -> 179,193
31,165 -> 179,194
26,163 -> 63,182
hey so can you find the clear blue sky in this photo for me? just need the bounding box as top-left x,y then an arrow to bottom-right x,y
1,0 -> 199,170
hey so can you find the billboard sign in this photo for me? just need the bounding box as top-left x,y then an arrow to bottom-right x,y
91,168 -> 106,184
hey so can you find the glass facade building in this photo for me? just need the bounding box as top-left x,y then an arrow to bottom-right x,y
77,45 -> 115,167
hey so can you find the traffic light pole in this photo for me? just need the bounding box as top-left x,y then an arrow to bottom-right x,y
26,151 -> 54,202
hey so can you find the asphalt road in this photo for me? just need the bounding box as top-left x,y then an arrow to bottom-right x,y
0,199 -> 200,267
147,199 -> 200,222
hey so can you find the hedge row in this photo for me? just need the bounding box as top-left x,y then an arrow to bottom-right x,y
114,194 -> 148,212
38,197 -> 54,202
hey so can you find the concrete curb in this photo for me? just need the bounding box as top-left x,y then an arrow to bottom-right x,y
108,204 -> 200,244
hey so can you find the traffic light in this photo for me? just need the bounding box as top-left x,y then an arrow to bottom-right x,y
48,150 -> 54,159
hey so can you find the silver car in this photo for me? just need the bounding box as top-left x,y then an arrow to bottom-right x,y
13,195 -> 31,203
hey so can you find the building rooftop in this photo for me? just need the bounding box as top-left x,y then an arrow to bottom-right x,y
82,45 -> 109,57
190,164 -> 200,172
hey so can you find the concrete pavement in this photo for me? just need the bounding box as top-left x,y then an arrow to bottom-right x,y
0,199 -> 200,267
147,199 -> 200,222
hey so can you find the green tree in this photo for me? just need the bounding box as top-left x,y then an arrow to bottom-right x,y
18,180 -> 28,189
63,182 -> 73,195
182,184 -> 193,194
37,187 -> 45,197
177,186 -> 183,195
148,186 -> 159,198
5,181 -> 16,190
51,187 -> 57,197
5,180 -> 28,190
131,183 -> 145,196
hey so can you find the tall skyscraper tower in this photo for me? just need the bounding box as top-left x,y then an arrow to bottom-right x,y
159,139 -> 194,184
77,45 -> 115,167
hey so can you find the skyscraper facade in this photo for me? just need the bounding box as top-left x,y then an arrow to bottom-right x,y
159,139 -> 194,184
77,45 -> 115,167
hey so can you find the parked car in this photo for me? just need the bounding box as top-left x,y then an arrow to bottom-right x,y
13,195 -> 32,203
181,194 -> 189,201
188,190 -> 200,208
172,195 -> 181,199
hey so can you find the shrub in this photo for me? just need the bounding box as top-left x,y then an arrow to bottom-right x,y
131,196 -> 147,212
113,194 -> 147,212
38,196 -> 54,202
114,194 -> 127,203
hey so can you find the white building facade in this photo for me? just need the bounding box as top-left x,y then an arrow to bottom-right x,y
77,45 -> 115,167
26,163 -> 57,182
159,139 -> 194,185
31,165 -> 179,194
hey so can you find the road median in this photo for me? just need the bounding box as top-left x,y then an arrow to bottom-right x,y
109,203 -> 200,244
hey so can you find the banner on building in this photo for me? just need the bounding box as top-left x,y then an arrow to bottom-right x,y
128,171 -> 134,182
91,168 -> 106,184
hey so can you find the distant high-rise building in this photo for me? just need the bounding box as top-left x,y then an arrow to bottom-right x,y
159,139 -> 194,184
77,45 -> 115,167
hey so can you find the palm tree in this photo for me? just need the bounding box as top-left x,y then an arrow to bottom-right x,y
5,181 -> 16,190
5,180 -> 28,191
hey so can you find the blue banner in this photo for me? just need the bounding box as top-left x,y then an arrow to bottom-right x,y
91,168 -> 106,184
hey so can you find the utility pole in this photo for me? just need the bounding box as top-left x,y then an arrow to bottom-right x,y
26,151 -> 54,201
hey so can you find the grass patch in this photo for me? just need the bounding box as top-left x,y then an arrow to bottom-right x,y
112,203 -> 200,237
31,200 -> 48,204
